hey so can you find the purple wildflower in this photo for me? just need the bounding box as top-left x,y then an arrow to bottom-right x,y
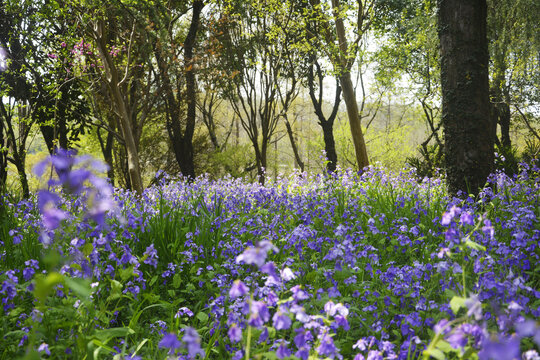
229,280 -> 249,299
143,244 -> 158,268
276,341 -> 291,359
38,343 -> 51,355
236,240 -> 278,268
159,333 -> 181,353
228,323 -> 242,343
273,308 -> 292,330
183,327 -> 204,359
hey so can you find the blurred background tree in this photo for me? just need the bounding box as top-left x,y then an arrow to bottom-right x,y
0,0 -> 538,196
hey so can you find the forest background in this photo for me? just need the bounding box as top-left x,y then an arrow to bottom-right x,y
0,0 -> 539,196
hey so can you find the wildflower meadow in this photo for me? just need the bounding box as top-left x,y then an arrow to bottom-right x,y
1,150 -> 540,360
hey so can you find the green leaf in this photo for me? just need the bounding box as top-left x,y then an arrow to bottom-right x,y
464,239 -> 486,252
423,348 -> 446,360
93,327 -> 135,342
119,267 -> 134,282
173,273 -> 182,289
436,340 -> 456,353
196,312 -> 209,324
450,296 -> 467,315
64,276 -> 92,300
258,352 -> 279,360
34,272 -> 64,303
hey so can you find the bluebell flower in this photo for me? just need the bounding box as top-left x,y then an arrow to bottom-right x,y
276,341 -> 291,359
317,329 -> 338,358
37,343 -> 50,355
175,307 -> 194,318
183,327 -> 204,359
159,333 -> 181,352
478,335 -> 520,360
441,205 -> 461,226
143,244 -> 158,268
229,280 -> 249,299
228,323 -> 242,343
37,190 -> 68,230
273,307 -> 292,330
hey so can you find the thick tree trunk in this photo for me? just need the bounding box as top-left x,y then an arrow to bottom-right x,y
438,0 -> 493,196
40,125 -> 56,154
321,121 -> 338,173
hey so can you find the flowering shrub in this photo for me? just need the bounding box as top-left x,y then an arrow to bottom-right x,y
0,151 -> 539,359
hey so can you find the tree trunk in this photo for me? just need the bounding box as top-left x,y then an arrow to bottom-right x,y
0,122 -> 7,191
284,117 -> 304,172
498,102 -> 511,148
438,0 -> 493,196
307,57 -> 341,173
40,125 -> 56,154
179,0 -> 203,179
259,138 -> 268,185
14,156 -> 29,198
491,49 -> 512,149
94,19 -> 143,193
339,74 -> 369,169
321,121 -> 338,173
155,0 -> 202,180
97,126 -> 115,186
331,0 -> 369,169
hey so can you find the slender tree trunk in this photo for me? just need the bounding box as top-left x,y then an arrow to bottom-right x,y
259,138 -> 268,185
94,20 -> 143,193
331,0 -> 369,169
339,74 -> 369,168
97,126 -> 115,186
438,0 -> 493,196
179,0 -> 203,179
284,118 -> 304,172
0,123 -> 7,191
491,50 -> 512,149
14,155 -> 29,198
307,57 -> 341,173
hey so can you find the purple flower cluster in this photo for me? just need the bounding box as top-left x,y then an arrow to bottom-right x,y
33,148 -> 115,234
1,157 -> 539,358
158,328 -> 204,359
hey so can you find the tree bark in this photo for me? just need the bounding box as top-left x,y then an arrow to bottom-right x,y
438,0 -> 493,196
